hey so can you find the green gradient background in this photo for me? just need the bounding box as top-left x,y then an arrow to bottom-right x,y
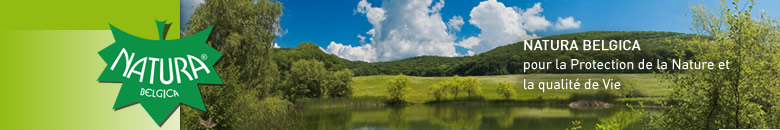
0,0 -> 182,129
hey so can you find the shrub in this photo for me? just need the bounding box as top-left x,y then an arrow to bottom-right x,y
656,1 -> 780,128
496,81 -> 516,100
237,96 -> 298,129
461,76 -> 482,97
430,84 -> 448,101
283,59 -> 328,100
281,59 -> 354,101
445,75 -> 464,99
388,74 -> 411,103
327,69 -> 354,98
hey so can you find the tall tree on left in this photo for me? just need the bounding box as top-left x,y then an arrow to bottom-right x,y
181,0 -> 284,129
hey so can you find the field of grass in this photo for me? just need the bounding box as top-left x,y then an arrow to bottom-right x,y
351,74 -> 670,103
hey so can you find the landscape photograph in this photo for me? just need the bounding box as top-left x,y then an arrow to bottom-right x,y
178,0 -> 780,129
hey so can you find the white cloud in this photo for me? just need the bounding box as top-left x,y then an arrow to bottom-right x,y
328,0 -> 458,62
328,0 -> 581,62
554,16 -> 581,30
356,0 -> 386,27
431,0 -> 445,13
325,41 -> 376,62
357,34 -> 367,44
456,36 -> 480,49
517,3 -> 551,32
466,0 -> 550,53
447,16 -> 465,32
273,42 -> 280,48
466,50 -> 475,56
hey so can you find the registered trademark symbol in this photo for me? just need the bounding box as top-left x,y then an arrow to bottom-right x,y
201,54 -> 208,60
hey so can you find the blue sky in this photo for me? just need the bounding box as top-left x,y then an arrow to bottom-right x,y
182,0 -> 780,62
277,0 -> 684,48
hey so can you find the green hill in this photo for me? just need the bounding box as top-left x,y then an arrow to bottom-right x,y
349,31 -> 697,76
275,31 -> 698,76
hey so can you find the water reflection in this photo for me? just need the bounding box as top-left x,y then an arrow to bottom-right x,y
295,104 -> 634,130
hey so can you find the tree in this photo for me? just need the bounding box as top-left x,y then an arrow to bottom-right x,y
271,42 -> 354,98
657,0 -> 780,129
496,81 -> 516,100
181,0 -> 283,129
281,59 -> 354,100
388,74 -> 411,103
430,84 -> 448,101
273,42 -> 348,73
445,75 -> 464,99
327,69 -> 354,98
461,76 -> 482,97
283,59 -> 328,100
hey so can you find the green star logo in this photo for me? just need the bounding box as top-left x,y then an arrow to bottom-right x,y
97,21 -> 222,126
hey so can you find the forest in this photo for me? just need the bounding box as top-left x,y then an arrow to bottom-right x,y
340,31 -> 699,76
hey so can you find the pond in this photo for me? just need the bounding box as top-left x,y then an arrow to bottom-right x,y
293,104 -> 651,130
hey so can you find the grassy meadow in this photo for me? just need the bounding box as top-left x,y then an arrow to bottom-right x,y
350,74 -> 670,103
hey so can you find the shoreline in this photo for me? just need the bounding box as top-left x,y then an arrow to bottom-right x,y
295,96 -> 664,110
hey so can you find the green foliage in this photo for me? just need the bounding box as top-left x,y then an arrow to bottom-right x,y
253,97 -> 297,128
273,43 -> 354,99
281,59 -> 354,101
496,81 -> 516,100
388,74 -> 411,103
427,75 -> 483,100
445,75 -> 464,99
769,106 -> 780,128
595,103 -> 647,130
273,42 -> 348,72
430,84 -> 448,101
181,0 -> 284,129
327,69 -> 354,98
283,59 -> 328,100
231,96 -> 297,129
347,56 -> 463,76
566,120 -> 582,130
657,0 -> 780,129
461,76 -> 483,97
615,80 -> 645,98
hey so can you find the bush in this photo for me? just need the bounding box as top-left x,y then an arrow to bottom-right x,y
327,69 -> 354,98
445,76 -> 464,99
283,59 -> 328,100
461,76 -> 483,97
388,74 -> 411,103
430,84 -> 448,101
656,1 -> 780,128
183,0 -> 284,129
769,106 -> 780,128
232,95 -> 297,129
281,59 -> 354,101
496,81 -> 516,100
